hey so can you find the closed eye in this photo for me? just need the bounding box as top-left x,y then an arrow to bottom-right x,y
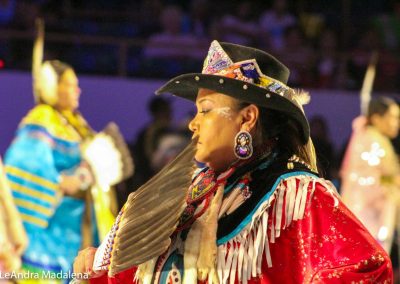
199,109 -> 211,115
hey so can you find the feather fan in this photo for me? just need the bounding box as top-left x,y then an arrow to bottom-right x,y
93,139 -> 197,276
83,122 -> 134,186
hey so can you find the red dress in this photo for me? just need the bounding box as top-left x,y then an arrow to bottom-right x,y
91,169 -> 392,283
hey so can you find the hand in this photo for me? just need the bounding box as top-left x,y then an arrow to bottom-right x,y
0,243 -> 21,272
73,247 -> 106,279
59,175 -> 82,194
75,163 -> 95,190
8,221 -> 28,255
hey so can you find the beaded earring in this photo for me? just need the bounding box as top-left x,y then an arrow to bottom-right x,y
234,131 -> 253,159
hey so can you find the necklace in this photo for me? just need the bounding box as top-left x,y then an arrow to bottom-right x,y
287,154 -> 312,170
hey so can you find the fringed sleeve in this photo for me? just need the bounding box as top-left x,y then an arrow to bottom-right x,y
217,174 -> 392,284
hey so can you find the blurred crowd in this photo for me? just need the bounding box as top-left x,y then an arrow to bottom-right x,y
1,0 -> 400,91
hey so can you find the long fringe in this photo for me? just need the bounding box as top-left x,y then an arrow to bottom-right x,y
135,258 -> 157,284
216,175 -> 339,284
197,184 -> 224,283
183,208 -> 207,284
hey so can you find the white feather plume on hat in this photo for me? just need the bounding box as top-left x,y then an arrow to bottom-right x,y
32,19 -> 58,106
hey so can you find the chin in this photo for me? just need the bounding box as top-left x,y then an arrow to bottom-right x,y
194,154 -> 206,164
194,151 -> 208,165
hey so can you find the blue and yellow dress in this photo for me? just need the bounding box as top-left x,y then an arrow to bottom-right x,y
4,104 -> 94,282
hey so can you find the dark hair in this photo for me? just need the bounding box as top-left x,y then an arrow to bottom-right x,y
259,108 -> 311,160
48,60 -> 73,82
367,97 -> 397,119
238,101 -> 313,167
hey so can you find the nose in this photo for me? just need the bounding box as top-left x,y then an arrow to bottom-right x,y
188,114 -> 198,133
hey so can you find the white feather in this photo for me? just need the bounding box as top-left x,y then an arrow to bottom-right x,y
83,133 -> 123,187
293,89 -> 311,105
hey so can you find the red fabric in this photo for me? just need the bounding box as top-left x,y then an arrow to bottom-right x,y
90,182 -> 392,283
89,267 -> 137,284
247,182 -> 392,283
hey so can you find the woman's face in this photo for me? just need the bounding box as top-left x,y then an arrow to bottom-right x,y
56,69 -> 81,111
373,104 -> 400,138
189,89 -> 243,172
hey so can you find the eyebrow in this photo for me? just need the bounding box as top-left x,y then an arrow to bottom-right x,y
197,98 -> 214,104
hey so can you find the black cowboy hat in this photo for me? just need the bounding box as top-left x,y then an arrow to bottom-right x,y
156,41 -> 310,144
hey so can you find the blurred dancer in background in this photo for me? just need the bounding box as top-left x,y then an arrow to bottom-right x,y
3,20 -> 132,283
341,96 -> 400,255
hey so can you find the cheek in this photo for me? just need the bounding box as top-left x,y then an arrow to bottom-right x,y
391,120 -> 400,133
387,118 -> 397,129
200,119 -> 237,151
202,118 -> 224,137
69,92 -> 78,103
66,90 -> 79,104
57,91 -> 66,105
